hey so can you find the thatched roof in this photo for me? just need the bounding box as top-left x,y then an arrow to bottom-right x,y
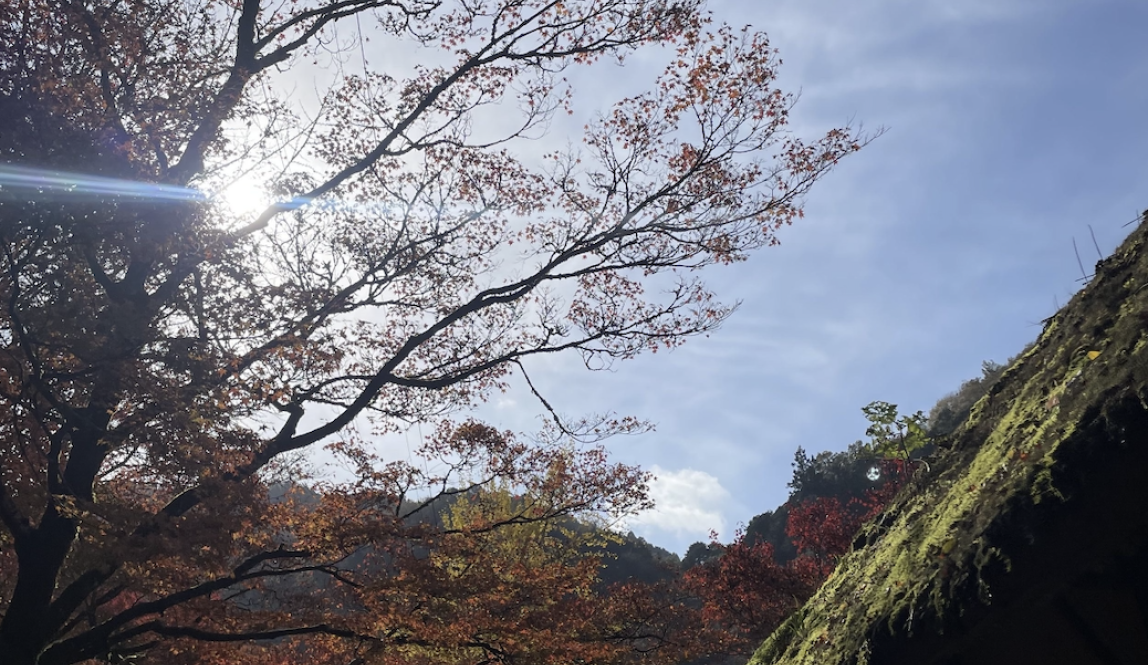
752,213 -> 1148,665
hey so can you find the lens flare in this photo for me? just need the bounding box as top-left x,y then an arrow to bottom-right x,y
0,164 -> 207,203
0,163 -> 409,221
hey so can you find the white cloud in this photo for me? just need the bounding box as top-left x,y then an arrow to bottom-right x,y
626,466 -> 731,542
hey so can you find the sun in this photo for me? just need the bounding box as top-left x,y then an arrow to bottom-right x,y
213,175 -> 273,218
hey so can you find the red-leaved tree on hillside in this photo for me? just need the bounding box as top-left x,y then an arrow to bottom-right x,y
680,535 -> 816,656
786,458 -> 911,577
642,458 -> 913,661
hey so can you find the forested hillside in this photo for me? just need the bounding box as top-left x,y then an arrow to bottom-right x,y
684,352 -> 1019,574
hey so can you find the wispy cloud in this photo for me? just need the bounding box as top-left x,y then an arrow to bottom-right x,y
395,0 -> 1148,557
626,466 -> 732,542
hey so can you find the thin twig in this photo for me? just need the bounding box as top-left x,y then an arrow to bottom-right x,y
1072,238 -> 1090,282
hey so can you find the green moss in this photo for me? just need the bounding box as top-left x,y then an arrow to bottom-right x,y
750,219 -> 1148,665
1030,467 -> 1063,504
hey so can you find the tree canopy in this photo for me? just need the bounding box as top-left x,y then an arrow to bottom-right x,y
0,0 -> 864,662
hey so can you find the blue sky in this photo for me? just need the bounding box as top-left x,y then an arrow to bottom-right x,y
8,0 -> 1144,558
470,0 -> 1148,554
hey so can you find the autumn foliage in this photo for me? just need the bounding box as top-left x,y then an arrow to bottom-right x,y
675,536 -> 813,655
698,472 -> 907,652
785,458 -> 911,578
578,456 -> 913,665
0,0 -> 864,662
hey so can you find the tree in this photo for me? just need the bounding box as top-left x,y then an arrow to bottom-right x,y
681,539 -> 723,570
680,534 -> 816,656
0,0 -> 865,662
786,443 -> 879,504
624,529 -> 836,664
860,401 -> 929,462
326,482 -> 628,665
626,409 -> 922,663
784,409 -> 917,578
740,506 -> 795,563
784,454 -> 911,578
927,359 -> 1012,436
735,415 -> 921,587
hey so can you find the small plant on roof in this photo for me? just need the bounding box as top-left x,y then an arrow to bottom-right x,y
861,401 -> 931,463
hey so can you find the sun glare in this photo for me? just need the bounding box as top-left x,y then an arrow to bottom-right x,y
213,176 -> 273,217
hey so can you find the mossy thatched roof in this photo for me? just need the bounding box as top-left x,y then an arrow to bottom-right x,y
752,213 -> 1148,665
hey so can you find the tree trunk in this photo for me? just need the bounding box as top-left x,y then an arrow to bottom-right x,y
0,514 -> 79,665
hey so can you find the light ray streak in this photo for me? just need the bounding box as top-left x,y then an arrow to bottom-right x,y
0,163 -> 437,222
0,164 -> 208,203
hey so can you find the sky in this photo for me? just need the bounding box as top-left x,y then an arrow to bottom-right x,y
206,0 -> 1148,556
457,0 -> 1148,555
5,0 -> 1145,562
